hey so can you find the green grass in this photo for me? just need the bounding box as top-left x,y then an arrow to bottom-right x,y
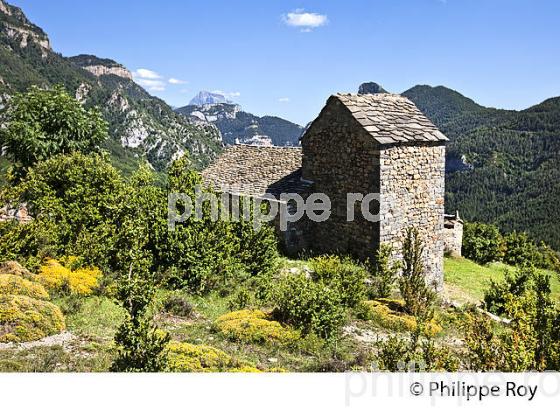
61,296 -> 125,341
444,256 -> 560,304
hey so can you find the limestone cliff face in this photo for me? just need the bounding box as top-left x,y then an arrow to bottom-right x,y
0,0 -> 51,58
83,65 -> 133,80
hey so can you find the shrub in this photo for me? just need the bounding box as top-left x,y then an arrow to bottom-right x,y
484,265 -> 535,316
366,244 -> 400,298
502,231 -> 540,267
0,294 -> 65,343
462,222 -> 504,264
375,336 -> 410,371
356,299 -> 441,337
309,255 -> 367,307
167,341 -> 258,372
215,310 -> 300,345
273,273 -> 345,340
227,288 -> 253,311
162,294 -> 195,318
111,269 -> 170,372
0,85 -> 107,178
0,274 -> 49,300
399,228 -> 437,319
37,258 -> 102,296
0,261 -> 33,279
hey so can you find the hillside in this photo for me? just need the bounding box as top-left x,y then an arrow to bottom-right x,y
401,85 -> 560,249
176,102 -> 303,146
0,0 -> 222,173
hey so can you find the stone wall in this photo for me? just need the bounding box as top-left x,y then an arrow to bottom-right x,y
378,143 -> 446,287
443,216 -> 463,257
302,98 -> 380,259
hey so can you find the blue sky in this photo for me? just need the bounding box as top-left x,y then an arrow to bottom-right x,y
11,0 -> 560,125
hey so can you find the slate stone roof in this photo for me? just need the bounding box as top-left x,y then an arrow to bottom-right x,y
332,93 -> 448,145
201,144 -> 309,198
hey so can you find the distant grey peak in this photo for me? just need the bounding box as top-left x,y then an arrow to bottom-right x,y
189,91 -> 232,106
358,82 -> 388,95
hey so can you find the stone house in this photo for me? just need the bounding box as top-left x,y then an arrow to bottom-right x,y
202,92 -> 448,285
443,211 -> 464,257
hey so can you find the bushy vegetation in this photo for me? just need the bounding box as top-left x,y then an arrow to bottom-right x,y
462,221 -> 560,274
0,274 -> 49,300
366,244 -> 400,298
167,341 -> 261,373
215,310 -> 300,345
37,258 -> 102,296
465,265 -> 560,371
0,85 -> 108,180
0,294 -> 65,343
272,273 -> 345,341
398,228 -> 437,318
309,255 -> 367,308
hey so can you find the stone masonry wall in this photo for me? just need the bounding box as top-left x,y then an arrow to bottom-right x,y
379,143 -> 446,287
443,220 -> 463,257
302,99 -> 380,258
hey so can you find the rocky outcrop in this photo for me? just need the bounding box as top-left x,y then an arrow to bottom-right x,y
0,0 -> 11,16
2,23 -> 51,57
358,82 -> 387,95
82,65 -> 133,80
176,103 -> 303,147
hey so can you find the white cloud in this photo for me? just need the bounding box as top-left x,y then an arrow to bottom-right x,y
133,68 -> 162,80
212,90 -> 241,98
282,9 -> 328,31
169,78 -> 187,85
133,68 -> 166,92
278,97 -> 290,103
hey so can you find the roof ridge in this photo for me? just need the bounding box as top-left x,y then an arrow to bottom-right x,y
231,143 -> 302,150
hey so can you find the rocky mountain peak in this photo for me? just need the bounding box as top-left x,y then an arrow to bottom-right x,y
189,91 -> 231,106
68,55 -> 133,80
358,82 -> 387,95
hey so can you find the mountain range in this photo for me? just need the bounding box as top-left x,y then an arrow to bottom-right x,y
0,0 -> 558,250
0,0 -> 222,174
175,102 -> 303,146
400,84 -> 560,250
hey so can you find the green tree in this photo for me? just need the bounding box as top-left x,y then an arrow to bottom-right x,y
0,85 -> 108,179
399,228 -> 437,319
367,244 -> 401,298
110,265 -> 170,372
462,222 -> 504,265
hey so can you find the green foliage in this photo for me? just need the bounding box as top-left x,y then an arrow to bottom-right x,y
0,274 -> 49,300
375,334 -> 458,372
484,265 -> 535,316
399,228 -> 437,318
0,85 -> 107,179
467,268 -> 560,371
462,222 -> 504,264
406,86 -> 560,251
167,341 -> 260,373
366,244 -> 400,298
110,269 -> 170,372
309,255 -> 367,307
215,310 -> 300,345
356,299 -> 442,337
0,294 -> 65,343
502,231 -> 540,267
162,294 -> 194,318
272,273 -> 345,340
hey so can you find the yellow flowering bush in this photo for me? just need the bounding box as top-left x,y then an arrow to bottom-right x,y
0,261 -> 34,280
37,258 -> 102,296
357,299 -> 442,337
0,294 -> 65,343
167,341 -> 259,372
215,310 -> 300,345
0,274 -> 49,300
